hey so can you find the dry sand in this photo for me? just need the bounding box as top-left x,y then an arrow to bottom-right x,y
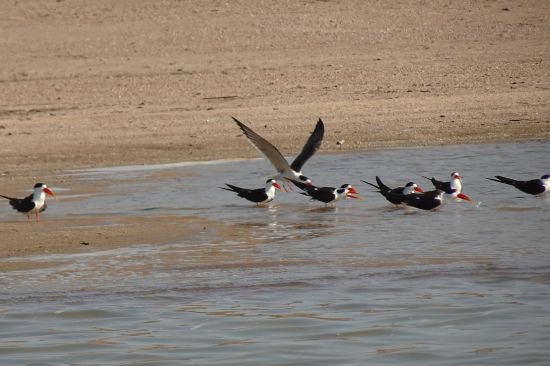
1,1 -> 549,260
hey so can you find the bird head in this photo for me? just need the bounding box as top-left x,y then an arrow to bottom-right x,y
34,183 -> 55,196
266,179 -> 282,191
340,184 -> 360,199
405,182 -> 423,193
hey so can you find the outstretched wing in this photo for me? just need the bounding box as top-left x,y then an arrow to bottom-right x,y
233,117 -> 290,174
290,118 -> 324,172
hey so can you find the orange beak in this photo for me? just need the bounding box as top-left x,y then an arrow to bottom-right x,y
414,186 -> 424,192
346,187 -> 361,199
273,182 -> 282,191
43,187 -> 55,196
457,192 -> 472,202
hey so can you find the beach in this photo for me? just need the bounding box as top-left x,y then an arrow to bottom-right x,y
1,0 -> 549,258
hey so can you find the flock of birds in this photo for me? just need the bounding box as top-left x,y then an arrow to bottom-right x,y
220,117 -> 549,209
1,118 -> 549,221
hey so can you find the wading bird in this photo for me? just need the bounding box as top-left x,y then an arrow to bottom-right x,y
1,183 -> 55,221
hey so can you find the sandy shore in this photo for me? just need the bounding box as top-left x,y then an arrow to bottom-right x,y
1,1 -> 549,260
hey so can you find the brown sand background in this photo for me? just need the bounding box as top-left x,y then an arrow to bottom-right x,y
1,0 -> 549,260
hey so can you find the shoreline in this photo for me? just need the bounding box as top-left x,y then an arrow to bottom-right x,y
1,138 -> 547,266
1,1 -> 549,265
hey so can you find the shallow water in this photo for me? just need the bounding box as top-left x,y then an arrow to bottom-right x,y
1,141 -> 550,365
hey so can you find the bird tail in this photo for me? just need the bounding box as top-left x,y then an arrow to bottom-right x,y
375,176 -> 391,193
487,176 -> 515,185
220,184 -> 242,193
0,194 -> 14,200
361,179 -> 379,190
288,179 -> 308,191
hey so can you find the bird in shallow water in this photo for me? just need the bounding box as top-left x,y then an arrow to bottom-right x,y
422,171 -> 462,194
362,176 -> 423,206
291,179 -> 360,207
487,174 -> 550,196
422,171 -> 474,201
385,188 -> 472,211
232,116 -> 324,191
1,183 -> 55,221
220,179 -> 282,205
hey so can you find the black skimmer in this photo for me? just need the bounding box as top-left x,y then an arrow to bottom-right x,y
487,174 -> 550,196
220,179 -> 282,205
422,171 -> 466,199
232,117 -> 324,189
362,176 -> 423,205
1,183 -> 55,221
392,188 -> 472,211
291,180 -> 360,206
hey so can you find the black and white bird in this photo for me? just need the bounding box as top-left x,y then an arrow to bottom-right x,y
220,179 -> 282,205
390,188 -> 472,211
232,117 -> 324,190
422,171 -> 465,199
1,183 -> 55,221
362,176 -> 423,205
487,174 -> 550,196
291,180 -> 360,206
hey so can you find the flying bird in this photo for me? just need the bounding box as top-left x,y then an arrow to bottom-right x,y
1,183 -> 55,221
487,174 -> 550,196
362,176 -> 423,205
220,179 -> 282,205
232,117 -> 324,190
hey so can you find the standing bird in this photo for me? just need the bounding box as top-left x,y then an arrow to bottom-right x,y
232,117 -> 324,189
487,174 -> 550,196
391,188 -> 472,211
362,176 -> 423,205
1,183 -> 55,221
291,180 -> 360,206
220,179 -> 282,205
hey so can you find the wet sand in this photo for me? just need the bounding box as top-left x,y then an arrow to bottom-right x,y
1,1 -> 549,260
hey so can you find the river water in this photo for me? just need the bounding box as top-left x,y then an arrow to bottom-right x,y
1,142 -> 549,365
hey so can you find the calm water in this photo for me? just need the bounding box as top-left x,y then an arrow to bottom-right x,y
1,141 -> 549,365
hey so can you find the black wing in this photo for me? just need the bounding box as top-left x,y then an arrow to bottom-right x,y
1,194 -> 36,213
382,190 -> 409,205
488,176 -> 545,195
220,184 -> 267,203
404,190 -> 441,210
307,186 -> 337,203
422,176 -> 449,190
375,176 -> 392,193
290,118 -> 324,172
513,179 -> 546,195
